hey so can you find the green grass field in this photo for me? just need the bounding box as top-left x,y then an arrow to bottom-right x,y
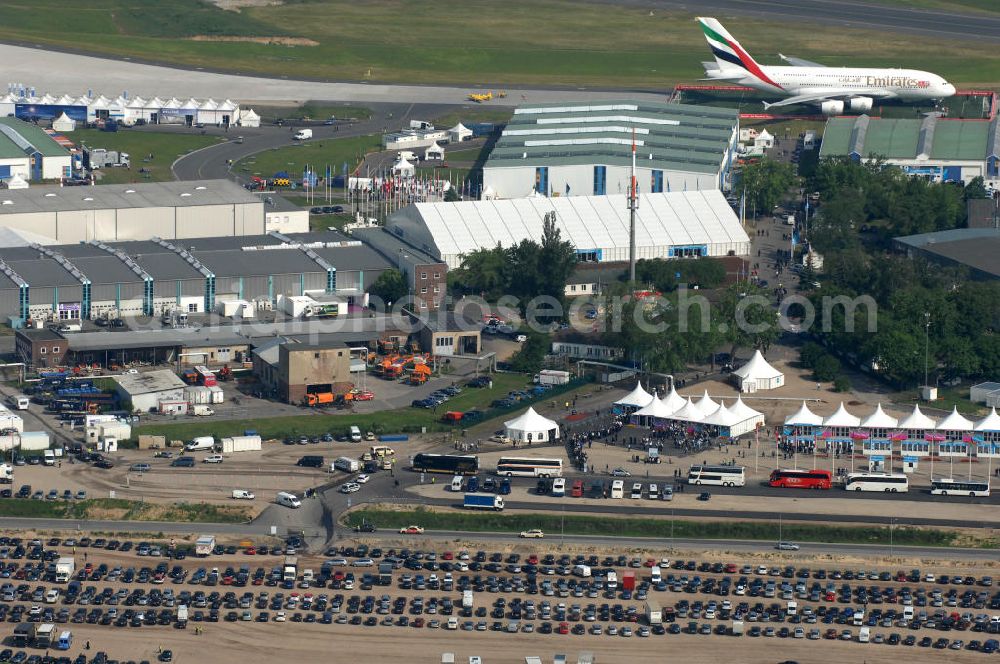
133,372 -> 562,441
70,128 -> 224,184
347,508 -> 965,548
0,497 -> 251,522
2,1 -> 999,88
234,133 -> 382,180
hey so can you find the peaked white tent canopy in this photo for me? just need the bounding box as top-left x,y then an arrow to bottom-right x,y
897,404 -> 937,431
702,401 -> 739,427
632,391 -> 676,423
51,112 -> 75,132
615,381 -> 654,410
936,406 -> 973,432
823,402 -> 860,428
667,398 -> 705,424
5,174 -> 28,190
730,350 -> 784,392
726,398 -> 766,436
660,385 -> 687,413
859,403 -> 898,429
695,390 -> 718,416
424,142 -> 444,161
238,109 -> 260,128
504,407 -> 560,443
975,408 -> 1000,432
449,122 -> 473,142
785,401 -> 823,426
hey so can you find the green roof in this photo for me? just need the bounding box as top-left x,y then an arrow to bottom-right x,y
820,115 -> 992,161
0,117 -> 70,158
488,100 -> 736,174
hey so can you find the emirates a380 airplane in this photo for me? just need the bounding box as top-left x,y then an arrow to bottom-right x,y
697,17 -> 956,115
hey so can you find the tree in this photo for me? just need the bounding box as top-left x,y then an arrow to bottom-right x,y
508,331 -> 549,373
833,375 -> 852,393
536,211 -> 577,314
444,187 -> 460,202
964,176 -> 990,200
717,283 -> 780,357
368,269 -> 408,307
813,354 -> 842,382
738,158 -> 797,215
799,342 -> 826,369
455,245 -> 510,300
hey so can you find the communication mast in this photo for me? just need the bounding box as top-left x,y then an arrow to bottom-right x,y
627,127 -> 638,283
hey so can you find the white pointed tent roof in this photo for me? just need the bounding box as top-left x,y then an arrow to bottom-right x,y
162,98 -> 181,109
112,96 -> 129,107
0,94 -> 17,104
859,403 -> 898,429
668,397 -> 704,423
181,98 -> 200,109
91,95 -> 111,108
728,396 -> 763,421
450,122 -> 471,134
936,406 -> 973,431
634,391 -> 676,420
823,402 -> 860,428
74,95 -> 91,106
52,112 -> 75,129
392,157 -> 415,174
240,108 -> 259,119
199,98 -> 219,110
54,94 -> 75,105
703,400 -> 742,427
897,404 -> 937,430
38,94 -> 55,105
146,97 -> 165,108
695,390 -> 718,416
975,408 -> 1000,432
6,174 -> 28,190
127,96 -> 147,109
218,99 -> 238,111
660,385 -> 686,413
731,350 -> 783,380
615,381 -> 653,408
504,407 -> 558,433
785,401 -> 823,426
426,142 -> 444,153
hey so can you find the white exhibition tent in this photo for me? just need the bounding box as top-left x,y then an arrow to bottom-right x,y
239,109 -> 260,128
936,406 -> 973,432
660,385 -> 687,413
5,174 -> 29,190
975,408 -> 1000,432
631,391 -> 676,425
785,401 -> 823,427
701,400 -> 740,429
504,407 -> 560,443
51,112 -> 76,132
666,398 -> 705,424
449,122 -> 473,142
730,350 -> 784,392
424,142 -> 444,161
823,402 -> 860,428
859,403 -> 898,430
695,390 -> 718,417
615,381 -> 654,410
393,157 -> 415,177
897,404 -> 937,432
725,398 -> 766,436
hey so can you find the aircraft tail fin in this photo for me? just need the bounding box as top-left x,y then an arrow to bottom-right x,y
697,17 -> 783,90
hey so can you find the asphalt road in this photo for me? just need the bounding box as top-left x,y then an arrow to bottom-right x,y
171,102 -> 455,183
614,0 -> 1000,42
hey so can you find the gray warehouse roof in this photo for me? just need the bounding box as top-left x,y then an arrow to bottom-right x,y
487,101 -> 738,174
113,369 -> 187,395
894,228 -> 1000,279
0,179 -> 259,215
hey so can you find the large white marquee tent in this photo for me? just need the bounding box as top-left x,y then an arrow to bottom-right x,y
730,350 -> 784,392
504,407 -> 560,443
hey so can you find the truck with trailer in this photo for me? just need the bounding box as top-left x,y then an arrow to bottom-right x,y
55,557 -> 75,583
463,494 -> 504,511
533,370 -> 570,386
218,435 -> 262,453
195,535 -> 216,557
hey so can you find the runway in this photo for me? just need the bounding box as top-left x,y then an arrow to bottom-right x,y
617,0 -> 1000,42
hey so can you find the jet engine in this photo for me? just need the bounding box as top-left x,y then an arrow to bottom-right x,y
820,100 -> 845,116
848,97 -> 874,112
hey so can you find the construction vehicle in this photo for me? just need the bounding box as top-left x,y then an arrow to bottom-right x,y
409,363 -> 432,385
306,392 -> 335,407
217,365 -> 233,381
467,92 -> 493,103
272,171 -> 292,187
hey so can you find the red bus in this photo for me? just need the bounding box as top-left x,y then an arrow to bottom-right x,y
768,469 -> 832,490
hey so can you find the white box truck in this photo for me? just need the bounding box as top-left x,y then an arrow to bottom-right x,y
859,626 -> 870,643
333,456 -> 360,473
185,436 -> 215,451
283,556 -> 298,582
195,535 -> 216,556
176,605 -> 188,624
219,435 -> 262,453
9,395 -> 29,410
231,489 -> 255,500
731,620 -> 745,636
0,463 -> 11,484
294,129 -> 313,140
645,600 -> 662,625
190,405 -> 215,417
462,590 -> 474,610
533,369 -> 570,386
55,557 -> 74,583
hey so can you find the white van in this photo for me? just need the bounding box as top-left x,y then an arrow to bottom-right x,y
9,395 -> 29,410
276,491 -> 302,509
573,564 -> 592,578
606,571 -> 618,590
43,450 -> 56,466
630,483 -> 642,499
185,436 -> 215,452
349,426 -> 362,442
551,477 -> 566,497
231,489 -> 255,500
610,480 -> 624,499
451,475 -> 464,492
858,626 -> 870,643
648,483 -> 659,500
650,566 -> 661,583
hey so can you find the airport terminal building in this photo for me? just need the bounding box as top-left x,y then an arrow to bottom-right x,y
482,101 -> 739,199
820,114 -> 1000,186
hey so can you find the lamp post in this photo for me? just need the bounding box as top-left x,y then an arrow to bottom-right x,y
923,312 -> 931,395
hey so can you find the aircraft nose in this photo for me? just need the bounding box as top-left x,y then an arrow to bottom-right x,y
944,83 -> 956,96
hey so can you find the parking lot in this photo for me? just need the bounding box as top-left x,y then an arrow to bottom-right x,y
1,530 -> 1000,663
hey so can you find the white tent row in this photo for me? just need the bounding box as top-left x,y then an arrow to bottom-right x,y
629,387 -> 765,437
784,401 -> 1000,433
0,92 -> 249,127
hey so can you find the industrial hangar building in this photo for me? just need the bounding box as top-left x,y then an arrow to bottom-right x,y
0,117 -> 73,181
482,101 -> 739,199
387,190 -> 751,269
894,228 -> 1000,281
0,230 -> 391,324
820,114 -> 1000,186
0,179 -> 307,245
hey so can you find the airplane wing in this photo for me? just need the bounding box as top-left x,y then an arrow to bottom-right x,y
778,53 -> 826,68
763,90 -> 897,109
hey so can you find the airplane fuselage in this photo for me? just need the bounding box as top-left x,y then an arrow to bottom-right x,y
734,65 -> 954,101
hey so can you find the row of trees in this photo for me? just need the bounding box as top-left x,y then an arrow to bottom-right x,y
634,257 -> 727,293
